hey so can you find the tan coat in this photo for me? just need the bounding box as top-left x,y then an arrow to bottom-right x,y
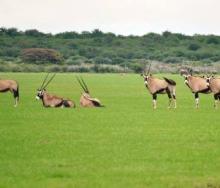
186,76 -> 210,93
146,77 -> 169,94
0,80 -> 18,92
38,91 -> 75,108
80,93 -> 102,107
208,78 -> 220,94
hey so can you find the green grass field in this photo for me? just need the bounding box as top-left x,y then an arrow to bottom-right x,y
1,73 -> 220,188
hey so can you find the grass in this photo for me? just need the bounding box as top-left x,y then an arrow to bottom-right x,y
0,73 -> 220,188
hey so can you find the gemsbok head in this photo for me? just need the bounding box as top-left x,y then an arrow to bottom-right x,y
141,64 -> 177,109
0,78 -> 19,107
205,75 -> 220,108
183,73 -> 211,108
76,76 -> 103,107
36,73 -> 75,108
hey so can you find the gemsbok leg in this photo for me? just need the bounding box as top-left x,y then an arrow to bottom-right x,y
214,94 -> 219,108
195,93 -> 199,108
167,87 -> 176,109
152,93 -> 157,109
12,88 -> 19,107
172,88 -> 177,108
166,89 -> 172,109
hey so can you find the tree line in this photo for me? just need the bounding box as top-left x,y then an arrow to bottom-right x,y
1,27 -> 220,73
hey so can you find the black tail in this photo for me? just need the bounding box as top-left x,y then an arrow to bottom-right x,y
13,86 -> 19,100
163,77 -> 176,86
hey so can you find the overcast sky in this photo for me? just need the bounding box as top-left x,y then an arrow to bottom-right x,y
0,0 -> 220,36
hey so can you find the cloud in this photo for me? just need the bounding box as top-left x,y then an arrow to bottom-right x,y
0,0 -> 220,35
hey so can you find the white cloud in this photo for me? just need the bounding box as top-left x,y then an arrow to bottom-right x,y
0,0 -> 220,35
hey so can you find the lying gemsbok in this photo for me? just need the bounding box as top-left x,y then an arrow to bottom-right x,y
141,65 -> 177,109
76,76 -> 103,107
205,75 -> 220,108
36,73 -> 75,108
0,78 -> 19,107
183,74 -> 211,108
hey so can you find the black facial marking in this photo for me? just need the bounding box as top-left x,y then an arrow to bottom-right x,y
36,90 -> 44,99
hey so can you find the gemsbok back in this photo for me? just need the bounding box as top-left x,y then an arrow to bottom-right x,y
205,75 -> 220,108
183,74 -> 211,108
0,78 -> 19,107
76,76 -> 103,107
141,65 -> 177,109
36,73 -> 75,108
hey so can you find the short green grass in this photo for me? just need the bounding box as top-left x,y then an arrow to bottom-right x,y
1,73 -> 220,188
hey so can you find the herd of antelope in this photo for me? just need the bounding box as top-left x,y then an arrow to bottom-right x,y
0,73 -> 103,108
1,67 -> 220,109
141,64 -> 220,109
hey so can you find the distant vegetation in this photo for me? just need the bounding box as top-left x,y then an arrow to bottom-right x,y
1,27 -> 220,73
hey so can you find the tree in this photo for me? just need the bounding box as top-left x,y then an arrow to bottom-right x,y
0,27 -> 21,36
25,29 -> 45,37
206,36 -> 219,44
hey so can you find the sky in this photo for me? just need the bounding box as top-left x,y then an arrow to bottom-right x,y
0,0 -> 220,36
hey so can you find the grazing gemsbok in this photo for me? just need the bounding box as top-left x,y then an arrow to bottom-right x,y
183,74 -> 211,108
141,65 -> 177,109
205,75 -> 220,108
36,73 -> 75,108
0,78 -> 19,107
76,76 -> 103,107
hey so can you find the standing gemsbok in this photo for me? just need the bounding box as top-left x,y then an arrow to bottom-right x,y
36,73 -> 75,108
76,76 -> 103,107
205,75 -> 220,108
183,74 -> 211,108
141,65 -> 177,109
0,78 -> 19,107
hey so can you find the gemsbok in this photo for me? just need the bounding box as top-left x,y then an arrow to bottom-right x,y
205,75 -> 220,108
141,65 -> 177,109
183,74 -> 211,108
76,76 -> 103,107
0,78 -> 19,107
36,73 -> 75,108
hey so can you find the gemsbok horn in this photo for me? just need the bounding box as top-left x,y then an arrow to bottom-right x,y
0,78 -> 19,107
76,76 -> 103,107
183,73 -> 211,108
205,75 -> 220,108
141,64 -> 177,109
36,73 -> 75,108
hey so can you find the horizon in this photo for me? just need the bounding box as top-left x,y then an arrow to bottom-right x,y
1,26 -> 220,37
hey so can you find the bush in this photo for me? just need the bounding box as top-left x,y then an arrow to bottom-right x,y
21,48 -> 63,64
129,63 -> 143,73
93,57 -> 113,64
206,36 -> 219,44
188,43 -> 201,51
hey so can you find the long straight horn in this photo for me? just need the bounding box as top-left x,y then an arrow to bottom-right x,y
76,76 -> 87,93
80,76 -> 89,93
40,72 -> 50,89
146,63 -> 152,76
43,73 -> 56,89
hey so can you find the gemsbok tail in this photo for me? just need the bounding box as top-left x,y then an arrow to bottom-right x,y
163,77 -> 176,86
